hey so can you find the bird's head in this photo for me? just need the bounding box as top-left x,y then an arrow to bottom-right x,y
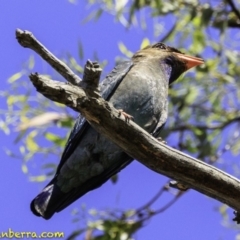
133,42 -> 204,84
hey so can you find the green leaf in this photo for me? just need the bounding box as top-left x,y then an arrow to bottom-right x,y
82,9 -> 103,24
26,130 -> 39,152
124,209 -> 136,218
45,132 -> 66,147
94,9 -> 103,21
19,146 -> 25,154
28,55 -> 35,70
7,95 -> 27,106
115,0 -> 128,12
68,0 -> 77,4
140,38 -> 150,49
57,117 -> 74,128
89,208 -> 98,216
185,87 -> 199,105
201,5 -> 213,26
67,54 -> 83,73
21,164 -> 28,174
231,138 -> 240,156
118,42 -> 133,58
0,119 -> 10,135
29,175 -> 47,182
8,72 -> 22,83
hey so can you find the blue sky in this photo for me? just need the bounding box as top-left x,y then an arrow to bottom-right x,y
0,1 -> 238,239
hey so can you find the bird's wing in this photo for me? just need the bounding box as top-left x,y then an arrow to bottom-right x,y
152,92 -> 168,137
100,60 -> 134,100
55,61 -> 134,174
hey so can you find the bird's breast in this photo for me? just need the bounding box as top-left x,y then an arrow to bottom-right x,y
110,66 -> 167,133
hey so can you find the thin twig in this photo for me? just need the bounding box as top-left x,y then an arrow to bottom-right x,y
152,191 -> 183,215
170,116 -> 240,131
135,186 -> 166,214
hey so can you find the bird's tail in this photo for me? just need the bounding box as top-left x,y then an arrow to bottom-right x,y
31,177 -> 93,220
31,158 -> 133,220
30,178 -> 65,220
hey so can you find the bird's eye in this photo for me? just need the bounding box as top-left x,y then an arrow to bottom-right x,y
152,42 -> 167,50
158,43 -> 166,49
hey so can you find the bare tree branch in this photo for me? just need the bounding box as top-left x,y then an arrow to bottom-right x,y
226,0 -> 240,21
16,29 -> 240,221
16,29 -> 81,86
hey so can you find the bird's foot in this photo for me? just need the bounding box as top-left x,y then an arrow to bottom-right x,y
157,137 -> 167,144
118,109 -> 134,123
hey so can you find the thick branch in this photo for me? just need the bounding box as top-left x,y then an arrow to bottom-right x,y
30,73 -> 240,214
17,29 -> 240,218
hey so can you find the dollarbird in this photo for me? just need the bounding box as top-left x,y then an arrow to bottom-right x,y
31,42 -> 204,219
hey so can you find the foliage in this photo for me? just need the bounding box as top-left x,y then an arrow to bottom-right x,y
2,0 -> 240,239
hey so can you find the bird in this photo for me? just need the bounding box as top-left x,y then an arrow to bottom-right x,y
31,42 -> 204,219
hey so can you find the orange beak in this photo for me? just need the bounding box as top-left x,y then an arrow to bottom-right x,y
175,53 -> 204,70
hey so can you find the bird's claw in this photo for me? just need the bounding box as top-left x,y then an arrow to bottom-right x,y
118,109 -> 134,123
169,180 -> 189,191
157,137 -> 167,144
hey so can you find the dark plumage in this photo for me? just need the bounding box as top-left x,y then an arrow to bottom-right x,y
31,42 -> 204,219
